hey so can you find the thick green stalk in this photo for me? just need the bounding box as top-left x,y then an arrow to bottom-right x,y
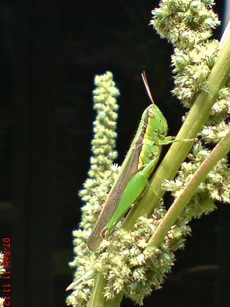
105,293 -> 123,307
123,32 -> 230,230
147,131 -> 230,249
87,272 -> 123,307
87,273 -> 106,307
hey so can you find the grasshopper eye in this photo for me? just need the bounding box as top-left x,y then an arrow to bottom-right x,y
147,107 -> 155,119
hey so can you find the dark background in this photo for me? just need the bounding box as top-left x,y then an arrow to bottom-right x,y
0,1 -> 229,306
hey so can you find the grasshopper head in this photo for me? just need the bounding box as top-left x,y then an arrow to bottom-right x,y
145,104 -> 168,140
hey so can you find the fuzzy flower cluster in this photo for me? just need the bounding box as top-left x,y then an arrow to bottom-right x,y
153,1 -> 230,222
79,72 -> 120,233
92,208 -> 190,305
164,141 -> 230,222
162,76 -> 230,221
66,72 -> 120,306
151,0 -> 220,107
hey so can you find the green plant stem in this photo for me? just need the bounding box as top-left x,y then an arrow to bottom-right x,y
147,131 -> 230,249
123,31 -> 230,231
105,293 -> 123,307
87,272 -> 123,307
87,273 -> 106,307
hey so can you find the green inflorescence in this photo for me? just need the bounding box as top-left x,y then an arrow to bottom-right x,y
151,0 -> 220,107
66,72 -> 120,306
153,0 -> 230,223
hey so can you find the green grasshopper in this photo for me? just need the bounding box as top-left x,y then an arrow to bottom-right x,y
87,73 -> 172,251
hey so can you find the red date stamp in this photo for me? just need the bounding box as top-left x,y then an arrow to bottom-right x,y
1,238 -> 11,306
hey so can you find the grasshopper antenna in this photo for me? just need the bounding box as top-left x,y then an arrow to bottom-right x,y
141,71 -> 154,104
